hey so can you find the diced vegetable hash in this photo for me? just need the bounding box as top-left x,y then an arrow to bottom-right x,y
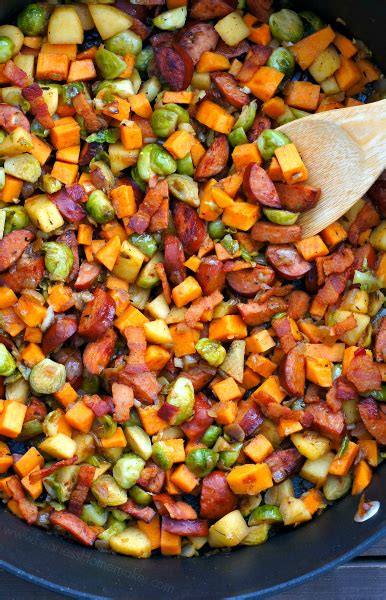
0,0 -> 384,559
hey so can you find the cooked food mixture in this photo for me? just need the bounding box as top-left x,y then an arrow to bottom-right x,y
0,0 -> 385,559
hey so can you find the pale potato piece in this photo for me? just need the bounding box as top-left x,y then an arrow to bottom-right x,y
332,310 -> 370,345
108,143 -> 139,174
0,25 -> 24,56
109,526 -> 151,558
291,430 -> 331,460
321,76 -> 341,95
370,221 -> 386,251
144,319 -> 173,344
0,126 -> 33,158
300,451 -> 335,486
40,86 -> 59,116
48,7 -> 84,45
279,497 -> 312,526
220,340 -> 245,383
146,293 -> 170,320
309,45 -> 341,83
112,241 -> 145,283
264,479 -> 294,506
14,54 -> 34,80
25,194 -> 64,233
88,4 -> 133,40
39,433 -> 77,460
209,510 -> 249,548
215,12 -> 250,46
340,289 -> 369,314
72,4 -> 94,30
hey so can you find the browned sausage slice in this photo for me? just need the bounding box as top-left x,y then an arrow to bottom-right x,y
358,397 -> 386,445
154,44 -> 193,91
74,262 -> 102,291
279,346 -> 305,397
251,222 -> 302,243
375,317 -> 386,362
83,327 -> 117,375
247,0 -> 273,22
305,402 -> 345,442
266,244 -> 311,280
243,163 -> 281,207
50,190 -> 86,223
237,45 -> 272,82
227,264 -> 275,297
196,256 -> 225,296
164,234 -> 186,286
215,39 -> 250,59
200,470 -> 238,519
194,135 -> 229,181
190,0 -> 236,20
275,183 -> 321,212
177,23 -> 219,65
0,230 -> 35,272
172,201 -> 207,256
78,288 -> 115,340
0,254 -> 44,293
247,114 -> 271,142
264,448 -> 303,483
211,72 -> 249,109
42,316 -> 78,355
287,290 -> 310,321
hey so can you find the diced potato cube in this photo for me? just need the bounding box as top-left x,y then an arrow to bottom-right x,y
279,497 -> 312,525
291,430 -> 331,460
88,4 -> 132,40
39,433 -> 77,460
208,510 -> 249,547
300,451 -> 335,486
309,45 -> 341,83
109,525 -> 151,558
48,7 -> 84,44
112,241 -> 145,283
109,143 -> 139,174
332,310 -> 370,345
143,319 -> 172,345
340,289 -> 369,314
25,194 -> 64,232
214,12 -> 250,47
145,294 -> 170,320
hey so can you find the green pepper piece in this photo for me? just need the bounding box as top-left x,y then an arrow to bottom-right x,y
167,173 -> 199,207
195,338 -> 226,367
151,108 -> 178,138
228,127 -> 248,147
151,145 -> 177,176
95,47 -> 127,80
17,3 -> 48,36
86,190 -> 115,224
263,208 -> 299,225
177,152 -> 194,176
81,502 -> 108,526
267,47 -> 295,80
208,219 -> 226,240
113,453 -> 145,490
248,505 -> 283,525
3,206 -> 30,234
0,343 -> 16,376
42,242 -> 74,281
269,9 -> 304,43
152,440 -> 174,470
129,485 -> 152,506
105,30 -> 142,56
233,100 -> 257,132
186,448 -> 219,477
201,425 -> 222,448
0,36 -> 14,64
153,6 -> 187,31
257,129 -> 291,161
130,233 -> 158,258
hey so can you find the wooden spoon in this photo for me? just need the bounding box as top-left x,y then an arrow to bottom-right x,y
278,99 -> 386,238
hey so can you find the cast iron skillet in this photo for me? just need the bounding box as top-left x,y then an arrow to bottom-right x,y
0,1 -> 385,598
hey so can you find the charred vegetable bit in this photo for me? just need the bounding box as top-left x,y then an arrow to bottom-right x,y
0,0 -> 384,561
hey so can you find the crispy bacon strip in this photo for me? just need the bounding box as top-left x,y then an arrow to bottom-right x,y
321,246 -> 354,279
161,516 -> 209,536
348,202 -> 380,245
153,494 -> 197,519
119,499 -> 156,523
155,262 -> 171,304
137,461 -> 165,493
73,92 -> 104,133
49,510 -> 97,546
29,456 -> 78,482
7,477 -> 38,525
185,289 -> 223,328
316,274 -> 346,306
111,382 -> 134,422
84,394 -> 114,417
22,83 -> 54,129
347,353 -> 382,393
120,326 -> 161,403
330,314 -> 357,337
129,179 -> 169,234
4,60 -> 29,87
272,315 -> 297,353
68,465 -> 96,516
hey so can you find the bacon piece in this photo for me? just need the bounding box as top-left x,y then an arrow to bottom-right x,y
325,385 -> 341,413
185,290 -> 223,328
335,376 -> 358,401
237,404 -> 264,436
24,398 -> 47,423
161,516 -> 209,536
316,274 -> 346,306
259,284 -> 293,304
346,353 -> 382,393
7,477 -> 38,525
321,246 -> 354,279
84,394 -> 113,417
155,262 -> 171,304
29,457 -> 78,482
164,501 -> 197,520
49,510 -> 97,546
180,364 -> 216,392
305,402 -> 345,441
272,315 -> 297,353
237,297 -> 288,326
358,397 -> 386,445
375,317 -> 386,362
264,449 -> 303,483
68,465 -> 96,516
0,104 -> 30,132
22,83 -> 54,129
119,499 -> 156,523
66,183 -> 87,203
158,402 -> 181,423
348,202 -> 380,245
330,314 -> 357,337
148,197 -> 169,231
304,383 -> 320,404
73,92 -> 104,133
111,382 -> 134,422
129,179 -> 169,234
137,461 -> 165,493
119,326 -> 161,403
181,393 -> 213,440
4,59 -> 29,87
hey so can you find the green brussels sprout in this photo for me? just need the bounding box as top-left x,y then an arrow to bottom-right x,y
91,474 -> 128,507
4,154 -> 41,183
153,7 -> 187,31
208,219 -> 227,240
95,47 -> 127,80
195,338 -> 226,367
90,161 -> 115,193
124,426 -> 152,461
201,425 -> 222,448
42,174 -> 61,194
86,190 -> 115,224
17,3 -> 48,36
96,79 -> 135,100
137,144 -> 155,181
3,206 -> 30,234
276,105 -> 296,126
151,108 -> 179,138
129,485 -> 152,506
299,10 -> 324,33
166,174 -> 199,208
218,442 -> 243,469
130,233 -> 158,258
43,465 -> 79,503
263,208 -> 299,225
242,523 -> 270,546
233,100 -> 257,132
81,502 -> 108,526
267,47 -> 295,80
248,505 -> 283,525
177,152 -> 194,176
105,30 -> 142,56
140,76 -> 161,102
228,127 -> 248,147
113,453 -> 145,489
186,448 -> 219,477
92,415 -> 118,440
353,270 -> 383,292
0,343 -> 16,376
257,129 -> 291,161
0,36 -> 14,64
164,104 -> 189,124
136,251 -> 163,288
130,166 -> 147,192
42,242 -> 74,281
323,474 -> 352,501
101,447 -> 123,464
98,520 -> 126,541
31,118 -> 49,139
152,440 -> 174,470
165,376 -> 195,425
17,418 -> 43,441
43,409 -> 68,437
269,9 -> 304,43
135,47 -> 154,74
82,372 -> 100,394
151,145 -> 177,176
30,359 -> 66,395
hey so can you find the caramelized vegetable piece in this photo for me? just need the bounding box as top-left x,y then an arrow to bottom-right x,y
78,288 -> 116,340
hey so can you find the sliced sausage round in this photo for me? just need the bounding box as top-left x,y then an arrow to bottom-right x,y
200,470 -> 238,519
247,114 -> 271,143
243,163 -> 281,207
227,264 -> 275,297
247,0 -> 273,22
83,328 -> 117,376
0,230 -> 35,273
196,256 -> 225,296
53,348 -> 83,389
190,0 -> 236,20
42,315 -> 78,355
194,135 -> 229,181
275,183 -> 321,213
287,290 -> 310,321
172,201 -> 207,256
279,346 -> 305,397
266,244 -> 311,280
164,234 -> 186,286
78,288 -> 116,340
251,222 -> 302,244
74,262 -> 102,291
177,23 -> 219,65
155,44 -> 193,91
215,39 -> 250,59
50,190 -> 86,223
0,254 -> 45,293
264,449 -> 303,484
211,72 -> 249,109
